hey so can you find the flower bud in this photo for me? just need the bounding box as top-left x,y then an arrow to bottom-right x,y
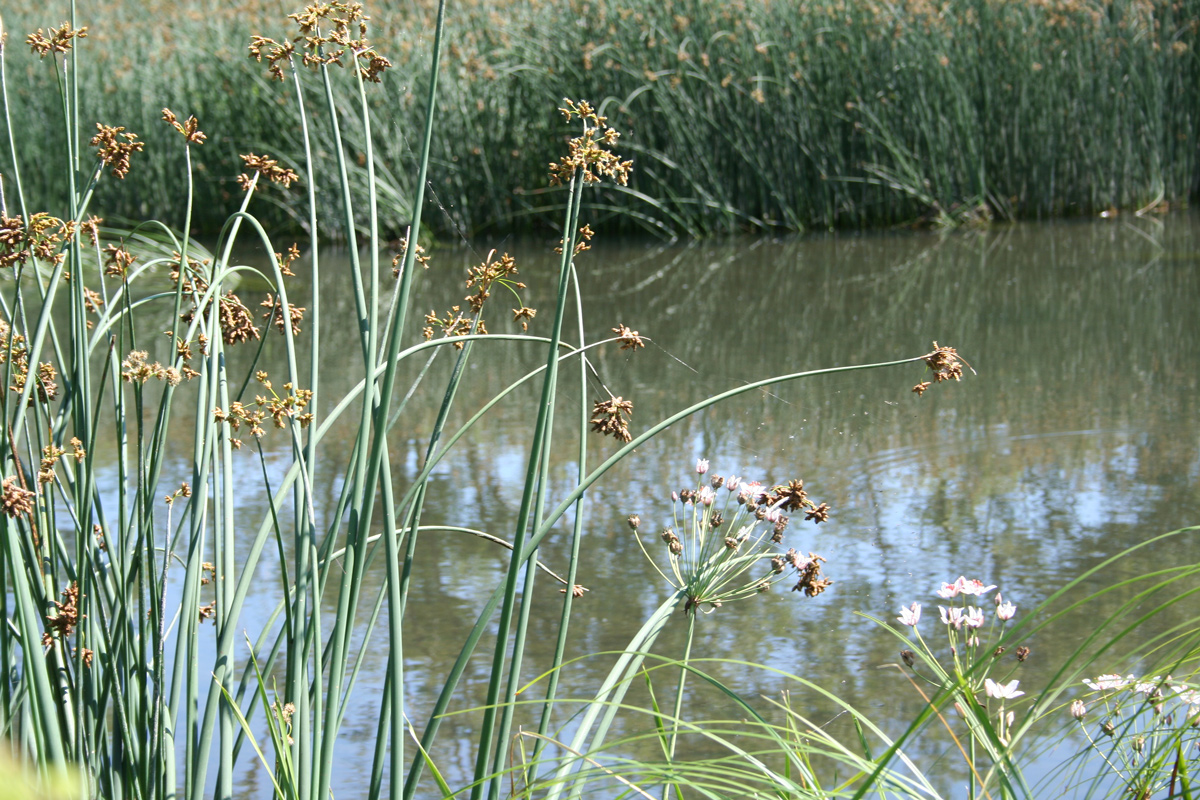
1070,699 -> 1086,720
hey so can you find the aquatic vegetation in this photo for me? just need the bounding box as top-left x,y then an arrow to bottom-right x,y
4,0 -> 1198,237
2,2 -> 1197,800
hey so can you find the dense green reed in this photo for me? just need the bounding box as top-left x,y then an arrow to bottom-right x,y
4,0 -> 1199,239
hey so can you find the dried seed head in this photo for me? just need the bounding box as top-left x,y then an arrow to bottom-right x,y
1,476 -> 34,518
612,323 -> 645,351
549,98 -> 633,186
161,108 -> 206,145
590,395 -> 634,442
238,153 -> 299,190
914,342 -> 972,396
90,124 -> 144,180
26,22 -> 87,58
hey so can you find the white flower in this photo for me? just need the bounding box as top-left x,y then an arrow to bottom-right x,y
696,458 -> 710,475
698,486 -> 716,506
738,481 -> 763,502
936,580 -> 961,599
985,679 -> 1025,700
1070,699 -> 1087,719
897,602 -> 922,627
1172,686 -> 1200,706
996,601 -> 1017,621
958,578 -> 998,596
1083,674 -> 1135,691
939,606 -> 964,628
963,607 -> 986,628
725,476 -> 741,493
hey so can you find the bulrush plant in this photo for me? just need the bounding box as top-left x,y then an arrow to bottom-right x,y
0,4 -> 1022,800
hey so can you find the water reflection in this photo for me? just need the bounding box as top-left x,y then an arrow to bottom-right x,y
140,213 -> 1200,796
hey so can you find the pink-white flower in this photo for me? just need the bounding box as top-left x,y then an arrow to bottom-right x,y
698,486 -> 716,506
1083,674 -> 1135,691
1070,699 -> 1087,719
696,459 -> 710,475
1134,677 -> 1165,696
939,606 -> 964,628
985,679 -> 1025,700
739,481 -> 763,502
936,580 -> 962,599
725,476 -> 741,493
963,607 -> 986,628
1173,686 -> 1200,706
996,600 -> 1017,621
958,578 -> 998,597
897,602 -> 922,627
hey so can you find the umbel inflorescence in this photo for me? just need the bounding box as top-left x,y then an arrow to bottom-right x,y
629,460 -> 833,614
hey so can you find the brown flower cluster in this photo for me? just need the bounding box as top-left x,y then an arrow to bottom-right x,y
257,374 -> 315,429
81,216 -> 103,246
26,22 -> 88,58
554,224 -> 595,256
83,287 -> 104,326
788,551 -> 832,597
465,251 -> 523,314
103,244 -> 136,278
237,153 -> 300,192
161,108 -> 206,145
738,479 -> 831,526
121,351 -> 183,386
173,259 -> 263,348
90,124 -> 144,180
249,1 -> 392,83
260,293 -> 305,336
214,373 -> 314,448
390,236 -> 430,278
424,250 -> 535,343
0,320 -> 31,400
42,582 -> 82,646
1,476 -> 35,518
218,292 -> 261,345
1,212 -> 76,269
422,306 -> 477,349
277,243 -> 301,277
37,443 -> 66,484
164,481 -> 192,506
10,361 -> 59,407
913,341 -> 971,396
612,323 -> 645,351
590,395 -> 634,442
548,99 -> 633,187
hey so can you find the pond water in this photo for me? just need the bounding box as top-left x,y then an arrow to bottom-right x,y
144,213 -> 1200,797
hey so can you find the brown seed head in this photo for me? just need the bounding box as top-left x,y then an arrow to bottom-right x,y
612,323 -> 645,351
161,108 -> 206,145
590,396 -> 634,442
1,476 -> 35,518
26,22 -> 87,58
90,124 -> 144,180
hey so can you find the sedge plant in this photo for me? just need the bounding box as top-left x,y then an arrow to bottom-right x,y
0,3 -> 996,800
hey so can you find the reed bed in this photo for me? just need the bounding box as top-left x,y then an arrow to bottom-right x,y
4,0 -> 1199,238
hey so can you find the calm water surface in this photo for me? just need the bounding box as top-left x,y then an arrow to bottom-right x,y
141,214 -> 1200,797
